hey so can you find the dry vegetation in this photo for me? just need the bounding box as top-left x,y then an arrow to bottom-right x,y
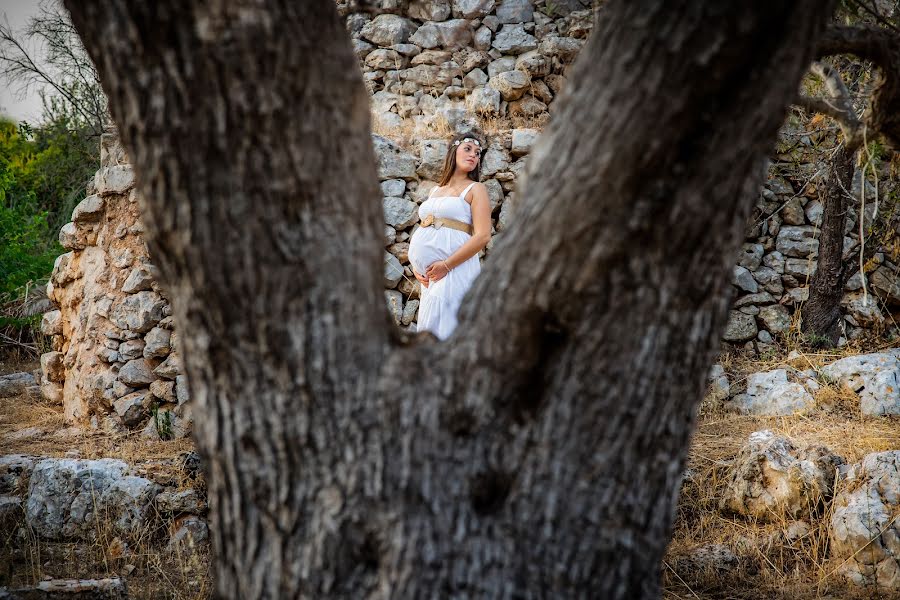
4,332 -> 900,598
664,332 -> 900,600
0,357 -> 209,599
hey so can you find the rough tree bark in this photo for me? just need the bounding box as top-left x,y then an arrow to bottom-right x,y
801,144 -> 855,345
798,18 -> 900,345
65,1 -> 833,598
797,62 -> 863,346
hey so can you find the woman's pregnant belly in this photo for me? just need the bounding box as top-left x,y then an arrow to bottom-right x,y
408,228 -> 454,275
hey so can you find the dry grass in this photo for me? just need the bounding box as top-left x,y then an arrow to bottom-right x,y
5,346 -> 900,597
664,339 -> 900,600
1,357 -> 209,599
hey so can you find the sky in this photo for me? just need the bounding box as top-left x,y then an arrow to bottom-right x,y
0,0 -> 47,122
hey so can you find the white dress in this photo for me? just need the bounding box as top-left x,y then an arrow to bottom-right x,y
408,182 -> 481,340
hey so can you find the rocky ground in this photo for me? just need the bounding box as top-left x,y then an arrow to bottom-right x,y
4,339 -> 900,599
0,359 -> 208,600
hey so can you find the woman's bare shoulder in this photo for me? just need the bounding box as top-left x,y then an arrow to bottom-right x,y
465,181 -> 489,202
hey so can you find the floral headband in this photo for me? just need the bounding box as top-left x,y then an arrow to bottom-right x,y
453,137 -> 482,148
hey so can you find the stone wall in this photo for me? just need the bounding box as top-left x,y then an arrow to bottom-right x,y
342,0 -> 591,132
40,133 -> 190,437
39,0 -> 900,428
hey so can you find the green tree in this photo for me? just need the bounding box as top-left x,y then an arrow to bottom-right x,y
0,118 -> 61,297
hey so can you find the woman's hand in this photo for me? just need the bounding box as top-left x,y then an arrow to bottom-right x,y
413,269 -> 430,287
425,260 -> 451,282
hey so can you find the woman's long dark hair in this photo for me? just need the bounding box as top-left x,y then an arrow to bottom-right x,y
437,132 -> 484,186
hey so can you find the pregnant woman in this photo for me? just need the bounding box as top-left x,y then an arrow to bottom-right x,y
408,133 -> 492,340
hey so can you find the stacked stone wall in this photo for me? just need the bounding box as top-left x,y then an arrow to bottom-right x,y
40,133 -> 190,437
38,0 -> 900,428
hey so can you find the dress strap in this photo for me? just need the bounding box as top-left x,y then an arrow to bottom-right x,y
459,181 -> 477,201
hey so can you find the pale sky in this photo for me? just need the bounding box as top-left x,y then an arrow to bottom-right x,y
0,0 -> 48,122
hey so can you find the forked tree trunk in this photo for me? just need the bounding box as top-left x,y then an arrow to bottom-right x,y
65,1 -> 833,597
801,145 -> 855,345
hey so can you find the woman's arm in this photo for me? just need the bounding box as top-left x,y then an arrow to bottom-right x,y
425,183 -> 492,281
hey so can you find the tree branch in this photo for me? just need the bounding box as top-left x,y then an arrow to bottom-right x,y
818,24 -> 894,65
795,61 -> 866,150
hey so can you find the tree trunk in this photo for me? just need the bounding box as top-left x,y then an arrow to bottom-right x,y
65,1 -> 833,597
801,144 -> 855,346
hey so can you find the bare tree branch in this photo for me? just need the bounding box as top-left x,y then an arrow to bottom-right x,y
796,61 -> 867,150
818,24 -> 895,65
0,1 -> 107,133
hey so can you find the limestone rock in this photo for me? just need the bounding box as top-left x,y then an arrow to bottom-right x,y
720,430 -> 843,521
40,380 -> 63,404
410,19 -> 473,50
361,14 -> 417,47
776,225 -> 819,258
489,69 -> 529,101
409,0 -> 452,21
94,165 -> 134,194
466,85 -> 501,114
113,391 -> 151,428
830,451 -> 900,590
496,0 -> 533,23
40,352 -> 65,383
510,128 -> 539,156
156,489 -> 206,514
463,67 -> 489,89
110,291 -> 166,333
25,458 -> 160,540
383,197 -> 419,229
508,95 -> 547,117
143,326 -> 172,359
726,369 -> 815,416
380,179 -> 406,198
515,50 -> 550,77
118,339 -> 145,361
491,24 -> 537,54
870,265 -> 900,305
418,139 -> 450,180
58,222 -> 90,251
121,264 -> 156,293
758,304 -> 791,334
384,252 -> 404,288
386,290 -> 403,325
474,24 -> 492,50
480,146 -> 511,177
821,353 -> 900,416
175,375 -> 190,405
401,299 -> 420,326
71,194 -> 105,223
453,0 -> 495,18
373,135 -> 418,180
41,310 -> 62,336
0,372 -> 36,398
0,454 -> 36,495
118,359 -> 157,387
781,198 -> 806,225
496,196 -> 515,231
844,292 -> 884,327
738,243 -> 764,271
722,311 -> 757,342
154,353 -> 181,380
538,35 -> 582,60
149,379 -> 176,403
707,364 -> 730,400
732,266 -> 758,293
752,266 -> 783,294
1,578 -> 128,598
